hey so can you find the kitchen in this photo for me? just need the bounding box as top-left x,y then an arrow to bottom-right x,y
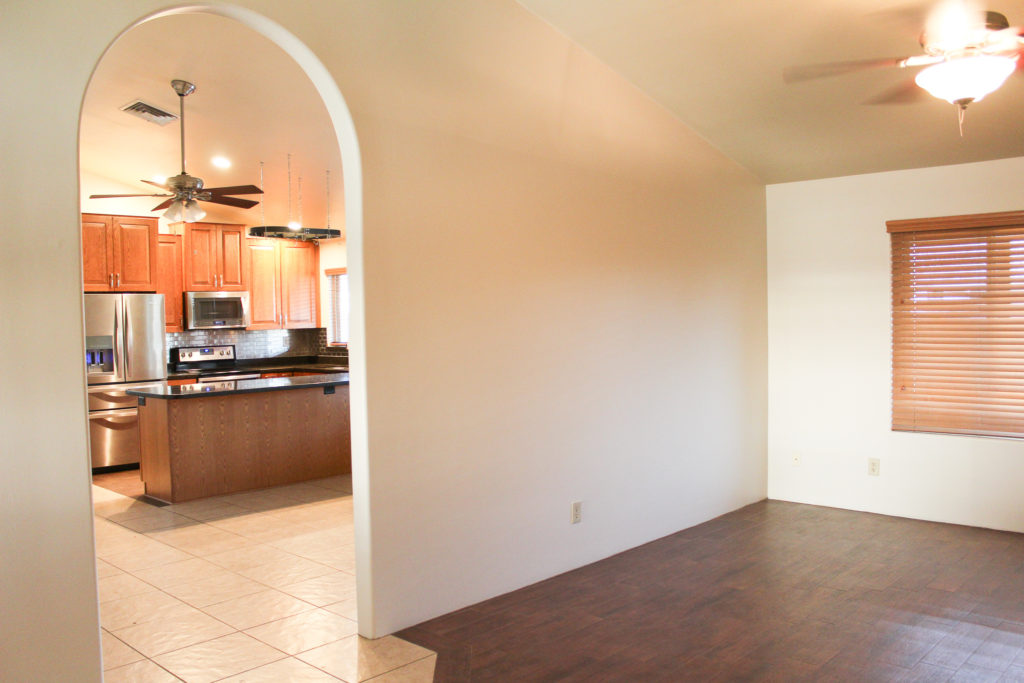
75,12 -> 429,682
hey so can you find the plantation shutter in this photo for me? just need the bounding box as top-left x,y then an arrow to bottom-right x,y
889,210 -> 1024,439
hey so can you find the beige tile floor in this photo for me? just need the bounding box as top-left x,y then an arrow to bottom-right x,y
92,476 -> 435,682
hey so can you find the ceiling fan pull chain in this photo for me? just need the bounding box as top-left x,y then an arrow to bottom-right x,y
957,103 -> 966,137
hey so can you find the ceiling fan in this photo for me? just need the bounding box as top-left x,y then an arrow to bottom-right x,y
784,1 -> 1023,131
89,79 -> 262,222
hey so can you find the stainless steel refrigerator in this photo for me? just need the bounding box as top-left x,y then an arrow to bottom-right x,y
84,293 -> 166,468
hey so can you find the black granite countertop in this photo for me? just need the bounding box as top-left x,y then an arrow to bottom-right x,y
128,373 -> 350,400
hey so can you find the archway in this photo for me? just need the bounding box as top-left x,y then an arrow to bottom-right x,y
78,3 -> 377,674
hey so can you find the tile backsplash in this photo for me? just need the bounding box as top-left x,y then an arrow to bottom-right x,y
316,329 -> 348,360
165,328 -> 321,360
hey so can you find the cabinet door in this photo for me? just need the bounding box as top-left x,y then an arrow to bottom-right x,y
217,224 -> 247,291
280,241 -> 318,328
156,234 -> 184,332
113,216 -> 158,291
82,214 -> 114,291
184,223 -> 218,291
246,238 -> 282,329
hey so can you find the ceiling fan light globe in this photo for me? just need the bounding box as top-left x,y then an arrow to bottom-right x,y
914,55 -> 1017,104
183,199 -> 206,222
163,200 -> 185,222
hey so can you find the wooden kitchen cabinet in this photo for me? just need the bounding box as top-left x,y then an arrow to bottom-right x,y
245,238 -> 282,329
280,240 -> 318,328
156,234 -> 184,332
81,214 -> 158,292
179,222 -> 246,292
245,238 -> 319,330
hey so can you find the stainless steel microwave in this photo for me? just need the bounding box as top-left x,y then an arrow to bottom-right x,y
185,291 -> 250,330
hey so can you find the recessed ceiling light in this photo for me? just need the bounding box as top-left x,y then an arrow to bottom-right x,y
211,156 -> 231,169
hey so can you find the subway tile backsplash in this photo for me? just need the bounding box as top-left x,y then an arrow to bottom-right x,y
316,329 -> 348,360
165,328 -> 321,360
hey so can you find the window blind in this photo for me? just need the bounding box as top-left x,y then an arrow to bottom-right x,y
888,211 -> 1024,439
326,268 -> 349,344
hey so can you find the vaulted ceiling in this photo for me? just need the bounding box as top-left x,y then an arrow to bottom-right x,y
80,0 -> 1024,225
518,0 -> 1024,183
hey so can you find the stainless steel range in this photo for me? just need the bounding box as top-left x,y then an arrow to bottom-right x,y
85,293 -> 166,469
170,345 -> 261,382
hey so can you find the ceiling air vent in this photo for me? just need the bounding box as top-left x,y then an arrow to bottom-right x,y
120,99 -> 177,126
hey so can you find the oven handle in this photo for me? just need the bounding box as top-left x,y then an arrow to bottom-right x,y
88,408 -> 138,422
197,373 -> 260,382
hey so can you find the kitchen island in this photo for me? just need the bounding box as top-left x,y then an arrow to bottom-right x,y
128,374 -> 350,503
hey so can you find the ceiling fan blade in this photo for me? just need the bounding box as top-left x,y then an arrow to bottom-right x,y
205,184 -> 264,196
201,195 -> 260,209
152,199 -> 174,211
784,57 -> 914,83
863,79 -> 929,105
89,193 -> 172,199
140,179 -> 171,190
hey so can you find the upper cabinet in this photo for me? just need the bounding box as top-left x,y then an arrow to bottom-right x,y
245,238 -> 282,330
179,222 -> 246,292
156,234 -> 184,332
244,238 -> 318,330
280,241 -> 318,328
82,214 -> 158,292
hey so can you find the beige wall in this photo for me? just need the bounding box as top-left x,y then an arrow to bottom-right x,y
767,156 -> 1024,531
1,1 -> 767,678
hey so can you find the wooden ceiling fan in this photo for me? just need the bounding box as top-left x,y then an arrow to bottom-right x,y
89,79 -> 263,221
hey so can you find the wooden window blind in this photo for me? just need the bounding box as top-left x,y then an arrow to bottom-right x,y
326,268 -> 349,344
888,210 -> 1024,439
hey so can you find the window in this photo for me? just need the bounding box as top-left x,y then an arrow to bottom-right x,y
888,210 -> 1024,439
326,267 -> 349,345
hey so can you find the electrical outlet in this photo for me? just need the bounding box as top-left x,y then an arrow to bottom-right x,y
792,454 -> 801,466
868,458 -> 880,476
571,501 -> 582,524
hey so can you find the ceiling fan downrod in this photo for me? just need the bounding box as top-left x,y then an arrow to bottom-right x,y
171,79 -> 195,178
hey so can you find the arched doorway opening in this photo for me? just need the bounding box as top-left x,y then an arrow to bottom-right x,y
77,5 -> 392,678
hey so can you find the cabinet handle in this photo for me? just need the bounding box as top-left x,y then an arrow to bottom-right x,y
108,273 -> 113,288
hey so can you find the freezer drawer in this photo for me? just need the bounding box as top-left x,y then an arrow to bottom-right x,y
87,384 -> 141,412
88,407 -> 140,468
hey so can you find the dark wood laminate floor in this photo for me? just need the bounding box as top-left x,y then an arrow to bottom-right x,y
398,500 -> 1024,682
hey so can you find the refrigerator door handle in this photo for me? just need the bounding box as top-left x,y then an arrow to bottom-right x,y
124,301 -> 132,378
113,298 -> 123,379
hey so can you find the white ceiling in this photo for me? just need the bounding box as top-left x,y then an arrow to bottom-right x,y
80,1 -> 1024,216
518,0 -> 1024,183
79,13 -> 344,233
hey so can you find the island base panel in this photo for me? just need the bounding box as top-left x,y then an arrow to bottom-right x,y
139,385 -> 351,503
